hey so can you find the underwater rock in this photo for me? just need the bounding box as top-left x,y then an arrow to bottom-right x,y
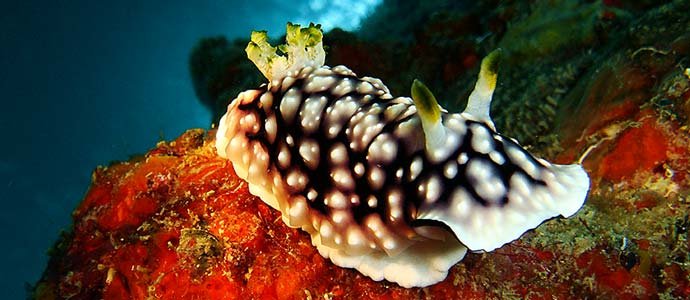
34,0 -> 690,299
32,112 -> 690,299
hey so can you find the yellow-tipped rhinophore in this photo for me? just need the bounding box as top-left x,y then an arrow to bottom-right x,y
479,49 -> 501,93
412,79 -> 448,155
464,49 -> 502,127
411,79 -> 441,124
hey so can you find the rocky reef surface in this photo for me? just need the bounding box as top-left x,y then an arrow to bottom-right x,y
34,0 -> 690,299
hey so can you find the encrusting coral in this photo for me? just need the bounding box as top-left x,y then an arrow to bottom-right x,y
33,0 -> 690,298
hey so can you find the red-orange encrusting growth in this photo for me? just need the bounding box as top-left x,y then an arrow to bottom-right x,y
599,112 -> 669,181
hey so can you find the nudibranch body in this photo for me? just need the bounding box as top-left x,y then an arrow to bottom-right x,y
216,23 -> 590,288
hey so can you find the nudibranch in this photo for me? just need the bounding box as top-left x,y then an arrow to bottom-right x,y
215,23 -> 590,287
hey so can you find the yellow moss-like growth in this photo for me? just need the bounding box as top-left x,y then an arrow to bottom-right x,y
245,22 -> 325,83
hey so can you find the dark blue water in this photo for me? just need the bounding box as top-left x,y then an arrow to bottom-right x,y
0,0 -> 379,297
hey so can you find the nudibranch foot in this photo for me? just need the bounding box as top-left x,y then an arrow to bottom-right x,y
315,231 -> 467,288
216,23 -> 590,287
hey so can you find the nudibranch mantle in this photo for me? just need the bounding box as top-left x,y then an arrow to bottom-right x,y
216,23 -> 590,288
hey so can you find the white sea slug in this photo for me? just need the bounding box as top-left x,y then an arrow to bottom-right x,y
215,23 -> 590,288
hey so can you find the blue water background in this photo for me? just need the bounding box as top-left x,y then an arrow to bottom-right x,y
0,0 -> 379,298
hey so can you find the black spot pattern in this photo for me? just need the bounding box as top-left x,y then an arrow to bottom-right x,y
235,66 -> 548,230
420,119 -> 548,209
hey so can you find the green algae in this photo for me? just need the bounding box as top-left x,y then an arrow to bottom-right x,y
497,0 -> 611,64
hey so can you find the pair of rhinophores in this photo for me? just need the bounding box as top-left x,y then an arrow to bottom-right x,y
215,23 -> 590,288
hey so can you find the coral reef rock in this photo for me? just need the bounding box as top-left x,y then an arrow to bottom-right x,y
34,0 -> 690,299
